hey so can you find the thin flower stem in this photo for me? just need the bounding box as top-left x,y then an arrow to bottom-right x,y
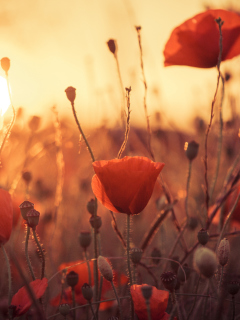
127,214 -> 133,286
96,275 -> 103,316
138,262 -> 158,288
1,244 -> 11,306
25,225 -> 36,280
84,250 -> 92,286
32,229 -> 45,279
114,52 -> 125,127
232,295 -> 235,320
186,274 -> 201,320
110,210 -> 126,248
135,26 -> 155,161
185,161 -> 192,220
89,301 -> 97,320
111,281 -> 123,320
145,300 -> 152,320
72,288 -> 76,320
218,265 -> 224,294
203,18 -> 223,214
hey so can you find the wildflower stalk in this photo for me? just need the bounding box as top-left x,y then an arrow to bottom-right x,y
185,161 -> 192,220
71,288 -> 76,320
187,274 -> 201,320
1,244 -> 11,306
126,214 -> 133,286
110,210 -> 126,248
25,225 -> 36,280
32,229 -> 45,279
203,17 -> 223,214
218,265 -> 224,294
145,299 -> 152,320
111,281 -> 123,320
89,300 -> 97,320
232,295 -> 235,320
70,99 -> 99,301
96,275 -> 103,315
135,26 -> 155,161
84,250 -> 92,286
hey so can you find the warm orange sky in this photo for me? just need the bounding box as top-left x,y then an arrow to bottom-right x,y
1,0 -> 240,131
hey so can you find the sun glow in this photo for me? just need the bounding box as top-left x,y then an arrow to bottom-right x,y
0,76 -> 10,117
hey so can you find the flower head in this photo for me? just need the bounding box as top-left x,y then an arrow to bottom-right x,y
164,9 -> 240,68
10,278 -> 48,317
0,189 -> 13,245
91,156 -> 164,215
131,284 -> 172,320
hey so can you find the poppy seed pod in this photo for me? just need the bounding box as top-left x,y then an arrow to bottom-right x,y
79,231 -> 92,249
22,171 -> 32,184
151,247 -> 161,265
227,281 -> 240,296
185,141 -> 199,161
65,86 -> 76,104
160,272 -> 177,292
194,247 -> 218,278
141,285 -> 152,300
217,238 -> 230,267
130,248 -> 143,264
197,228 -> 209,245
1,57 -> 10,74
87,198 -> 97,215
19,201 -> 34,220
98,256 -> 113,282
66,271 -> 79,288
26,209 -> 40,230
81,283 -> 93,301
107,39 -> 117,55
89,215 -> 102,230
59,304 -> 70,316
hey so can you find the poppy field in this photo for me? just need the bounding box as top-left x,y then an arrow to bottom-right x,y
1,7 -> 240,320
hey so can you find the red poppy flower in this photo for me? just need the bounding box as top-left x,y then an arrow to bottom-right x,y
164,9 -> 240,68
131,284 -> 174,320
50,260 -> 128,311
91,156 -> 165,215
0,188 -> 13,244
10,278 -> 48,317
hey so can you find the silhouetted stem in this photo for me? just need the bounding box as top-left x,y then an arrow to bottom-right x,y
114,52 -> 125,127
72,287 -> 76,320
84,250 -> 92,286
127,214 -> 133,286
232,295 -> 235,320
145,299 -> 152,320
185,161 -> 192,220
111,281 -> 122,319
25,226 -> 35,280
32,229 -> 45,279
1,244 -> 11,306
89,301 -> 97,320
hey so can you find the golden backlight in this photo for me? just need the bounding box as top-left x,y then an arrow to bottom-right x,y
0,76 -> 10,116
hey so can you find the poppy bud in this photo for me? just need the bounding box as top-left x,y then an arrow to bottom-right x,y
59,304 -> 70,316
89,215 -> 102,230
130,248 -> 143,264
19,201 -> 34,220
185,141 -> 199,161
160,272 -> 177,292
65,86 -> 76,104
217,238 -> 230,267
79,231 -> 91,249
141,285 -> 152,300
1,57 -> 10,74
98,256 -> 113,282
194,247 -> 217,278
87,198 -> 97,215
151,247 -> 161,265
28,116 -> 41,132
227,281 -> 240,296
107,39 -> 117,55
66,271 -> 79,288
81,283 -> 93,301
177,263 -> 191,282
22,171 -> 32,184
26,209 -> 40,230
197,228 -> 209,245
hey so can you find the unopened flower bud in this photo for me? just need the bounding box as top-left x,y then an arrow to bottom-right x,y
161,272 -> 177,292
227,281 -> 240,295
87,199 -> 97,215
177,263 -> 191,282
185,141 -> 199,161
141,285 -> 152,300
79,231 -> 91,249
151,247 -> 161,265
107,39 -> 117,55
98,256 -> 113,282
59,304 -> 70,316
22,171 -> 32,184
81,283 -> 93,301
26,209 -> 40,230
19,201 -> 34,220
217,238 -> 230,267
66,271 -> 79,288
130,248 -> 143,264
28,116 -> 41,132
1,57 -> 10,74
65,86 -> 76,104
89,215 -> 102,230
194,247 -> 217,278
197,228 -> 209,245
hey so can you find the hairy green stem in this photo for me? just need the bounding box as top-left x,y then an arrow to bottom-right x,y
32,229 -> 45,279
1,244 -> 11,306
25,226 -> 35,280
